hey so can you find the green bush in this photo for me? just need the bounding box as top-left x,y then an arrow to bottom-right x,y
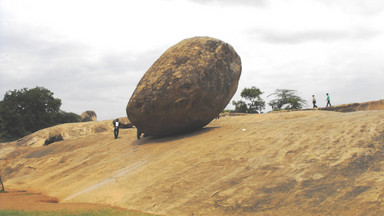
0,87 -> 81,141
232,86 -> 265,113
268,89 -> 307,111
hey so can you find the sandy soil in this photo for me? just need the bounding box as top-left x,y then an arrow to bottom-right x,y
1,100 -> 384,215
0,189 -> 122,211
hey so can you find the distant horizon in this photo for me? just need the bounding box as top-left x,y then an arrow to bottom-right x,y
106,97 -> 384,120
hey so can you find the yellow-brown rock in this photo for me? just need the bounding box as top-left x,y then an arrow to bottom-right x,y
126,36 -> 241,137
81,111 -> 97,122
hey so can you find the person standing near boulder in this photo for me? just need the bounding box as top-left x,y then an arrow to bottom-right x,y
312,95 -> 318,108
0,175 -> 5,192
114,118 -> 120,139
137,129 -> 142,140
326,93 -> 332,107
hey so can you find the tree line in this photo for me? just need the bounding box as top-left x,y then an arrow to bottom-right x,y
0,87 -> 81,141
231,87 -> 307,113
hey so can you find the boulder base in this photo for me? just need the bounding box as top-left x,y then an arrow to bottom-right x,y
127,36 -> 241,137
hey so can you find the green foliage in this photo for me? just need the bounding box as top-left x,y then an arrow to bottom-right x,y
53,111 -> 82,123
268,89 -> 307,111
232,86 -> 265,113
222,109 -> 234,113
0,87 -> 81,141
232,100 -> 248,113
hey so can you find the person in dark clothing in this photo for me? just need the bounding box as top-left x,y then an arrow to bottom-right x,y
312,95 -> 318,108
0,175 -> 5,192
326,93 -> 332,107
114,118 -> 120,139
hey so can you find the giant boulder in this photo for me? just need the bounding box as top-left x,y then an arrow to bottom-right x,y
126,36 -> 241,137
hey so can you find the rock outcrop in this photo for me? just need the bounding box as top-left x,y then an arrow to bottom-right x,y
127,36 -> 241,137
44,133 -> 64,146
318,99 -> 384,112
81,111 -> 97,122
13,121 -> 111,147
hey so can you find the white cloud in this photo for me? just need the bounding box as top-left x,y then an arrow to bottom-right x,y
186,0 -> 267,7
1,0 -> 384,119
251,27 -> 382,44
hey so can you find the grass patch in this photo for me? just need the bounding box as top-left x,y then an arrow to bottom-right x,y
0,209 -> 157,216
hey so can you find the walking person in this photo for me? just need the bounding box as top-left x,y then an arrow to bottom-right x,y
114,118 -> 120,139
312,95 -> 318,108
326,93 -> 332,107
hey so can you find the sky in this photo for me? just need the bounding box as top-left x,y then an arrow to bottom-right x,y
1,0 -> 384,120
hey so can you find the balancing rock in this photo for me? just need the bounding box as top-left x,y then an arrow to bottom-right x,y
126,36 -> 242,137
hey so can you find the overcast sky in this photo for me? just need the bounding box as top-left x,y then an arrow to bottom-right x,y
1,0 -> 384,120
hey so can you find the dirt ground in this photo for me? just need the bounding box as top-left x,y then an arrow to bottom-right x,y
2,100 -> 384,215
0,189 -> 124,211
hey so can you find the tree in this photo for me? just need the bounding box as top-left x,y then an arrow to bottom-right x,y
232,86 -> 265,113
0,87 -> 81,140
232,100 -> 248,113
268,89 -> 307,110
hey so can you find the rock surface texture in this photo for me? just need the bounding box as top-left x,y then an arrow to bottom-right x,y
126,36 -> 242,137
81,111 -> 97,122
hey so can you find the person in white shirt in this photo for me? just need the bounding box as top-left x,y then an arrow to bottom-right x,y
114,118 -> 120,139
312,95 -> 318,108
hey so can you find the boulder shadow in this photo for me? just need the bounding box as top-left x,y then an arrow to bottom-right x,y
133,126 -> 219,145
